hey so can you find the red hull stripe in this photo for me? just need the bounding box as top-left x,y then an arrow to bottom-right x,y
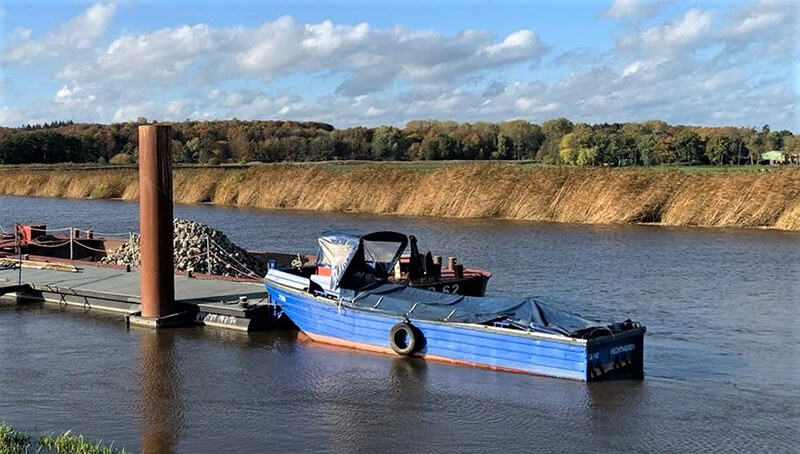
303,331 -> 556,378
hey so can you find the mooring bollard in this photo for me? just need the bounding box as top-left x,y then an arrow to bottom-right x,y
454,263 -> 464,279
447,256 -> 457,271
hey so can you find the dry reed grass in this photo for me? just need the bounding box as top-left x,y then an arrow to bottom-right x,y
0,164 -> 798,230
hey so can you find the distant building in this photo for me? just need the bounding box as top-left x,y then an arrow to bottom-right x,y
760,150 -> 785,165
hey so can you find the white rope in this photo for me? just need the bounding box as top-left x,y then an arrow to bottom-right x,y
208,249 -> 260,279
180,250 -> 207,261
73,229 -> 133,237
71,239 -> 113,253
208,238 -> 261,279
27,239 -> 71,248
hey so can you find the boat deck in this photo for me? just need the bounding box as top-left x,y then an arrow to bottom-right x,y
0,262 -> 275,331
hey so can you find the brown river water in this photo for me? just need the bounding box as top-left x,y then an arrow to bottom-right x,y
0,195 -> 798,453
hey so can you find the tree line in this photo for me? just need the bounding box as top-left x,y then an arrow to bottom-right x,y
0,117 -> 797,166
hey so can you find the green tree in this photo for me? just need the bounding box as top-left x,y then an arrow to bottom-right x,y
371,126 -> 407,160
494,133 -> 512,159
654,134 -> 676,164
576,146 -> 599,166
538,118 -> 574,163
559,132 -> 578,165
499,119 -> 543,160
228,127 -> 254,162
183,137 -> 202,163
673,130 -> 704,164
705,135 -> 731,165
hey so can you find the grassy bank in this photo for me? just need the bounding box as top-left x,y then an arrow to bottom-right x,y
0,163 -> 798,230
0,423 -> 127,454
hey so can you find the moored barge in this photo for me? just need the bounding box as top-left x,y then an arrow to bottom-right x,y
266,231 -> 645,381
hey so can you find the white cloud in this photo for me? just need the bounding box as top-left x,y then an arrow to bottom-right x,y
621,56 -> 672,79
636,9 -> 713,50
721,0 -> 793,39
604,0 -> 660,19
95,24 -> 220,80
3,3 -> 116,64
0,2 -> 797,130
55,84 -> 83,100
482,30 -> 540,59
728,11 -> 782,35
0,106 -> 28,125
112,102 -> 156,123
53,16 -> 543,99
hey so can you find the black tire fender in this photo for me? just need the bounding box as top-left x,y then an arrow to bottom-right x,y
389,322 -> 418,355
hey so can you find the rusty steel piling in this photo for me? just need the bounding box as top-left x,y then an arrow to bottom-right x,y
137,125 -> 175,320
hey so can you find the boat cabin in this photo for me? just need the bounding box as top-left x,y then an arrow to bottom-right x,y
269,230 -> 408,298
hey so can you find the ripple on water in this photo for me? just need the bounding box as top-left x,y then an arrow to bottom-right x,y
1,195 -> 798,453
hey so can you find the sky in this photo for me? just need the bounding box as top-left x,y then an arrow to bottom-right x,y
0,0 -> 797,130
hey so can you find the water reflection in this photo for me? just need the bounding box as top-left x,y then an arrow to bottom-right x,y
388,357 -> 428,401
2,195 -> 799,452
585,381 -> 647,438
136,329 -> 181,453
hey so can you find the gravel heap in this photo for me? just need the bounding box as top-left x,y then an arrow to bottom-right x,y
100,219 -> 267,278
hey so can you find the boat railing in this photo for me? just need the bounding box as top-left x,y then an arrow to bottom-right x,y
265,269 -> 309,291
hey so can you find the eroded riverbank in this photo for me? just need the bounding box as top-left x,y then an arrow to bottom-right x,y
1,164 -> 798,230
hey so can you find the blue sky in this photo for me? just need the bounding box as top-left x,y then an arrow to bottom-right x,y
0,0 -> 797,129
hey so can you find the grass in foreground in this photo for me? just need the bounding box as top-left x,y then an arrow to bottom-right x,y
0,424 -> 127,454
0,423 -> 31,454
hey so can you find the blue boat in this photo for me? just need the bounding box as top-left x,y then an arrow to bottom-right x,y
265,231 -> 645,381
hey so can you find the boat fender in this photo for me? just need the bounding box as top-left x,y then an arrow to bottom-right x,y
389,322 -> 419,356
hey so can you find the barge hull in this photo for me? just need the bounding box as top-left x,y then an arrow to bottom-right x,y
269,283 -> 643,381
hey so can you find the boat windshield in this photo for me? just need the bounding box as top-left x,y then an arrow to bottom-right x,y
361,240 -> 401,273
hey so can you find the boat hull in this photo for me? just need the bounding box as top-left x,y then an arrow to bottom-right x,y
267,283 -> 645,381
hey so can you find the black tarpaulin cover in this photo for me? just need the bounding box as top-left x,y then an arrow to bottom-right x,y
341,283 -> 634,338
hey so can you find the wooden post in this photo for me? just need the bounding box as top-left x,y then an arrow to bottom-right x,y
139,125 -> 174,318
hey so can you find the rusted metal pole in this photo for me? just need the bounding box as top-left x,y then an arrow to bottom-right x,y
139,125 -> 174,318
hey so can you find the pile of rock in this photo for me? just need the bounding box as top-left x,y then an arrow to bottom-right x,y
100,219 -> 267,278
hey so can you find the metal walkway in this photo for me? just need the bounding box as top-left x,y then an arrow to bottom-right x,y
0,263 -> 276,331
